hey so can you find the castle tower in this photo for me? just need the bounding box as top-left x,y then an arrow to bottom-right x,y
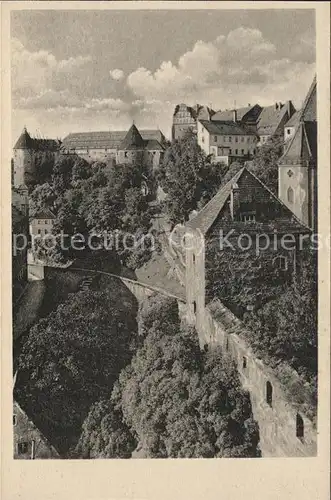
278,76 -> 317,230
116,123 -> 146,165
13,127 -> 34,188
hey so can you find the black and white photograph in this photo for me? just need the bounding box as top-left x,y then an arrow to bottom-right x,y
7,4 -> 324,465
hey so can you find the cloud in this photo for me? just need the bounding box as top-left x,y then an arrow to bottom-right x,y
12,37 -> 92,108
127,26 -> 315,109
109,68 -> 124,81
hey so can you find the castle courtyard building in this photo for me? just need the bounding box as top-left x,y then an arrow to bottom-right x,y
197,119 -> 259,165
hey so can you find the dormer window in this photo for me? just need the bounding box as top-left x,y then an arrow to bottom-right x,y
240,213 -> 256,223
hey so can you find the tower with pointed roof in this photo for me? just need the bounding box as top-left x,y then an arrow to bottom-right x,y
12,127 -> 34,188
278,76 -> 317,229
116,123 -> 146,165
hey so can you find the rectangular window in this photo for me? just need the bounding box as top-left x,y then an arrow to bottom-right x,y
235,137 -> 238,142
235,149 -> 238,155
17,442 -> 29,454
214,136 -> 217,143
229,136 -> 232,142
241,149 -> 245,154
247,137 -> 250,143
229,149 -> 232,154
241,137 -> 245,142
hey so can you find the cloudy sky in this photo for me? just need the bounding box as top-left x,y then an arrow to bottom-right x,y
11,8 -> 315,141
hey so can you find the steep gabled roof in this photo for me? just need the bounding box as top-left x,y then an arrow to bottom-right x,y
300,75 -> 317,122
278,121 -> 317,166
14,127 -> 33,149
120,123 -> 145,150
186,168 -> 245,234
199,120 -> 257,136
186,167 -> 309,235
257,101 -> 295,136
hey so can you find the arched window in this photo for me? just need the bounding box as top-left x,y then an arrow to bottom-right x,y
266,381 -> 273,407
225,337 -> 229,351
243,356 -> 247,369
192,253 -> 195,265
296,413 -> 304,439
193,301 -> 197,314
287,186 -> 294,203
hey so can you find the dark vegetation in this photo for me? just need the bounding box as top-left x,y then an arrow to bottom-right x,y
30,154 -> 155,270
15,283 -> 139,454
75,296 -> 260,459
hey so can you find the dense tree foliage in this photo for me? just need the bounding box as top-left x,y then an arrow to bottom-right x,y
248,136 -> 284,193
30,155 -> 154,269
15,288 -> 138,453
243,248 -> 317,381
76,296 -> 260,459
75,399 -> 136,459
157,131 -> 227,223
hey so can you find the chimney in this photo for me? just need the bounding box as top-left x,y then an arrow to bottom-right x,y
232,109 -> 237,122
230,183 -> 240,219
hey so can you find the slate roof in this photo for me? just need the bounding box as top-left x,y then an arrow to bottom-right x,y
199,120 -> 257,136
278,121 -> 317,166
279,77 -> 317,166
62,129 -> 165,150
14,128 -> 34,149
257,101 -> 295,136
14,128 -> 59,151
300,75 -> 317,122
186,167 -> 309,235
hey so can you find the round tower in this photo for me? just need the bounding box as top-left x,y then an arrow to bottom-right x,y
13,127 -> 34,188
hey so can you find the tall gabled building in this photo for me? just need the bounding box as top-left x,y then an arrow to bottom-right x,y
278,76 -> 317,230
182,167 -> 310,330
172,103 -> 215,140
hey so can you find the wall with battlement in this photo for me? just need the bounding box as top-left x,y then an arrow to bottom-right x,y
194,299 -> 317,457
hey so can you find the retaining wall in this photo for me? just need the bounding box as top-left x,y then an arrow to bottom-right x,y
196,300 -> 317,457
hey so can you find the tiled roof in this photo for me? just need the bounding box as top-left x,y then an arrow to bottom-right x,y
32,208 -> 56,220
257,101 -> 295,136
186,167 -> 309,235
62,129 -> 164,150
212,104 -> 261,122
186,168 -> 245,234
199,120 -> 257,136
